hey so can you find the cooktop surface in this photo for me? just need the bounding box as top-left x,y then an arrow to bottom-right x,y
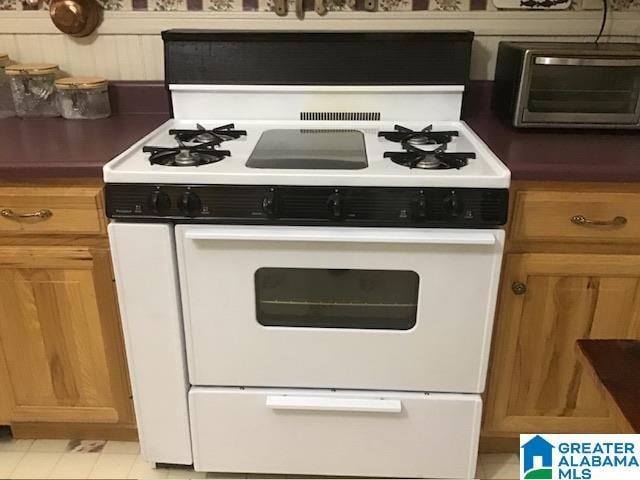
246,129 -> 368,170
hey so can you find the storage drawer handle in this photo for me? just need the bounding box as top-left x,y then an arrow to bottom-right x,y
570,215 -> 627,227
266,395 -> 402,414
0,208 -> 53,221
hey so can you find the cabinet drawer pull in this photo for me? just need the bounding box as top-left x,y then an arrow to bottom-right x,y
570,215 -> 627,227
0,208 -> 53,221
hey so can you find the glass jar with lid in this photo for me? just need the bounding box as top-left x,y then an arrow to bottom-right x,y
55,77 -> 111,120
6,63 -> 60,117
0,54 -> 15,118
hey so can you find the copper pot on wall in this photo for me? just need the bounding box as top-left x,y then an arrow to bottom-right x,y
49,0 -> 101,38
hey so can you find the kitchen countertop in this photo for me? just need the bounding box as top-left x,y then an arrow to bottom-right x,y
1,81 -> 639,182
0,114 -> 168,179
463,81 -> 640,183
465,113 -> 640,183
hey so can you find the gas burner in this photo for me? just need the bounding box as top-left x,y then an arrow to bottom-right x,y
378,124 -> 459,146
169,123 -> 247,144
143,139 -> 231,167
384,144 -> 476,170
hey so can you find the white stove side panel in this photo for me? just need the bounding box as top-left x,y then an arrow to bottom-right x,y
170,85 -> 464,122
108,223 -> 192,465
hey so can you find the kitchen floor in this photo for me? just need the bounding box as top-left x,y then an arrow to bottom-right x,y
0,434 -> 520,480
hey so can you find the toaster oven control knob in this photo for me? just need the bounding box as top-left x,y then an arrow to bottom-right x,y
443,191 -> 464,218
413,191 -> 428,220
327,190 -> 343,219
262,189 -> 277,218
179,190 -> 202,216
148,189 -> 171,215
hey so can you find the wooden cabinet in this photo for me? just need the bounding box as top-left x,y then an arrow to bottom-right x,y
0,181 -> 135,440
484,253 -> 640,436
483,182 -> 640,446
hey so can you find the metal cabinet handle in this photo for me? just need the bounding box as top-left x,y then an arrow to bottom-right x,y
0,208 -> 53,221
512,281 -> 527,295
570,215 -> 627,227
534,57 -> 640,67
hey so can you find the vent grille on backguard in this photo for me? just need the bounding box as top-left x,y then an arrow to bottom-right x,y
300,112 -> 381,121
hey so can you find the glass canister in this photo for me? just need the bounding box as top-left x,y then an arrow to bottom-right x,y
6,63 -> 60,117
55,77 -> 111,120
0,54 -> 15,118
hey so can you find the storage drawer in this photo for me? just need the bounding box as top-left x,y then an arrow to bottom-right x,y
511,190 -> 640,244
0,187 -> 105,235
189,387 -> 481,479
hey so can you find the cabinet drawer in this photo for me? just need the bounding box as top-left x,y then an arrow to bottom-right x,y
0,187 -> 105,235
189,387 -> 481,478
511,190 -> 640,244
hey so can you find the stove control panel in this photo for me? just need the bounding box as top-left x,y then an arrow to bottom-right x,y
105,184 -> 509,228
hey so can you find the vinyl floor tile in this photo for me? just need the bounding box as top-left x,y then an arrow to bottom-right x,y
30,439 -> 72,453
127,455 -> 170,479
482,460 -> 521,479
0,451 -> 26,478
0,439 -> 34,453
103,441 -> 141,455
88,453 -> 138,479
48,452 -> 100,479
166,466 -> 206,478
10,452 -> 63,479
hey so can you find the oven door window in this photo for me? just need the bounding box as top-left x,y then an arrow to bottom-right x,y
255,268 -> 419,330
526,61 -> 640,116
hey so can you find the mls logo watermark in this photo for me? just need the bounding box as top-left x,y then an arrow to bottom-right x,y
520,434 -> 640,480
521,435 -> 554,479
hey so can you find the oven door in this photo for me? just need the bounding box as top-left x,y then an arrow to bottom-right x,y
176,225 -> 504,393
520,55 -> 640,127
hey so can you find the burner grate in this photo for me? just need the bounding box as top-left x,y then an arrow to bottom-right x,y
168,123 -> 247,144
378,124 -> 459,146
384,144 -> 475,170
143,139 -> 231,167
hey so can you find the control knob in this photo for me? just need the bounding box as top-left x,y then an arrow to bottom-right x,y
413,191 -> 428,220
148,189 -> 171,215
262,188 -> 277,218
179,190 -> 202,217
327,190 -> 343,219
443,191 -> 464,218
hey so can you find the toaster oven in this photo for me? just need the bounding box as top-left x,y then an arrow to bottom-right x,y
492,42 -> 640,129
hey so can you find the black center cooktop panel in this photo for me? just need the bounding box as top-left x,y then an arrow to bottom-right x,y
246,129 -> 368,170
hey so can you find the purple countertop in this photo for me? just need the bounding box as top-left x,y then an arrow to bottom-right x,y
0,80 -> 638,182
0,115 -> 168,179
0,82 -> 169,180
463,82 -> 640,183
465,114 -> 640,183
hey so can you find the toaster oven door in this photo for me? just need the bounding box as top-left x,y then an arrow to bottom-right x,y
520,56 -> 640,127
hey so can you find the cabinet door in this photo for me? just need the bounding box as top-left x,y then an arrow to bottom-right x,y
0,246 -> 134,425
484,253 -> 640,436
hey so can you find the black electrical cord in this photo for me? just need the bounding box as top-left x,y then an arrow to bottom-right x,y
595,0 -> 608,44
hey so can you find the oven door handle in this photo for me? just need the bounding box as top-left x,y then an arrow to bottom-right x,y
266,395 -> 402,414
184,227 -> 497,246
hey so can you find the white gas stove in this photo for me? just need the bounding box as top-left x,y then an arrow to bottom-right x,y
105,30 -> 510,480
105,83 -> 508,191
104,117 -> 508,188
